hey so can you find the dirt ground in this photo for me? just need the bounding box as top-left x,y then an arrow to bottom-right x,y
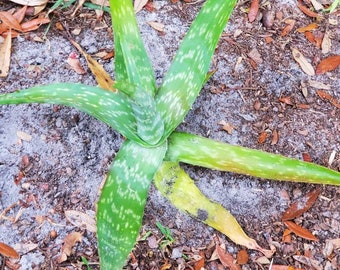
0,0 -> 339,269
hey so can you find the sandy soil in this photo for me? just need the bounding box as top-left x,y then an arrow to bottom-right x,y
0,0 -> 339,269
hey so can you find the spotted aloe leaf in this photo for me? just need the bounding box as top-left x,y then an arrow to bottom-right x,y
0,83 -> 151,144
166,132 -> 340,185
110,0 -> 164,145
154,161 -> 275,258
109,0 -> 156,96
155,0 -> 237,139
97,140 -> 167,269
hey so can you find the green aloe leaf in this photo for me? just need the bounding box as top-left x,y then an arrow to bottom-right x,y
156,0 -> 237,138
110,0 -> 156,96
154,161 -> 274,258
97,140 -> 167,269
166,132 -> 340,185
0,83 -> 144,144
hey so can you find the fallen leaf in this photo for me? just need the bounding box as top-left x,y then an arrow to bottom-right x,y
67,52 -> 86,75
310,0 -> 324,11
321,32 -> 331,54
0,242 -> 20,259
193,251 -> 205,270
58,232 -> 83,263
134,0 -> 148,13
271,266 -> 303,270
258,131 -> 268,144
308,80 -> 330,90
284,221 -> 318,241
282,229 -> 292,243
13,243 -> 38,255
0,31 -> 11,78
248,0 -> 259,22
0,11 -> 23,31
302,152 -> 312,162
279,96 -> 293,105
323,238 -> 340,257
9,0 -> 48,6
247,48 -> 263,64
297,2 -> 321,18
12,5 -> 28,24
218,120 -> 235,134
70,39 -> 115,91
315,55 -> 340,74
271,129 -> 279,145
282,188 -> 321,221
316,90 -> 340,108
281,19 -> 295,37
65,210 -> 96,232
291,48 -> 315,76
296,23 -> 319,33
236,249 -> 248,265
216,244 -> 241,270
255,256 -> 271,264
21,17 -> 50,32
16,130 -> 32,141
147,21 -> 165,32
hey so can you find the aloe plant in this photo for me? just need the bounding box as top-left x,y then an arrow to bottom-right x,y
0,0 -> 339,269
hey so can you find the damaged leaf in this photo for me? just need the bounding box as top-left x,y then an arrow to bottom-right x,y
282,188 -> 321,221
216,243 -> 241,270
58,232 -> 83,263
65,210 -> 96,232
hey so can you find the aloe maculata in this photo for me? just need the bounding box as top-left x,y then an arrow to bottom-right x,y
0,0 -> 339,269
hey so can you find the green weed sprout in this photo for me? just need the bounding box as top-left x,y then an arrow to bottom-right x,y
0,0 -> 339,269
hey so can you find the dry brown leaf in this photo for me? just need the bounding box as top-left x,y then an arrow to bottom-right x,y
258,131 -> 268,144
193,251 -> 205,270
297,2 -> 321,18
216,244 -> 241,270
58,232 -> 83,263
12,5 -> 27,24
279,96 -> 293,105
236,249 -> 248,265
67,52 -> 86,75
13,243 -> 38,255
291,48 -> 315,76
0,11 -> 23,31
9,0 -> 48,6
281,19 -> 295,37
282,229 -> 292,243
284,221 -> 318,241
296,23 -> 319,33
134,0 -> 148,13
218,120 -> 235,134
271,129 -> 279,145
147,21 -> 165,32
21,17 -> 50,32
248,0 -> 259,22
0,31 -> 11,78
315,55 -> 340,74
70,39 -> 115,91
247,48 -> 263,64
302,152 -> 312,162
282,188 -> 321,221
65,210 -> 96,232
271,266 -> 304,270
0,242 -> 20,259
